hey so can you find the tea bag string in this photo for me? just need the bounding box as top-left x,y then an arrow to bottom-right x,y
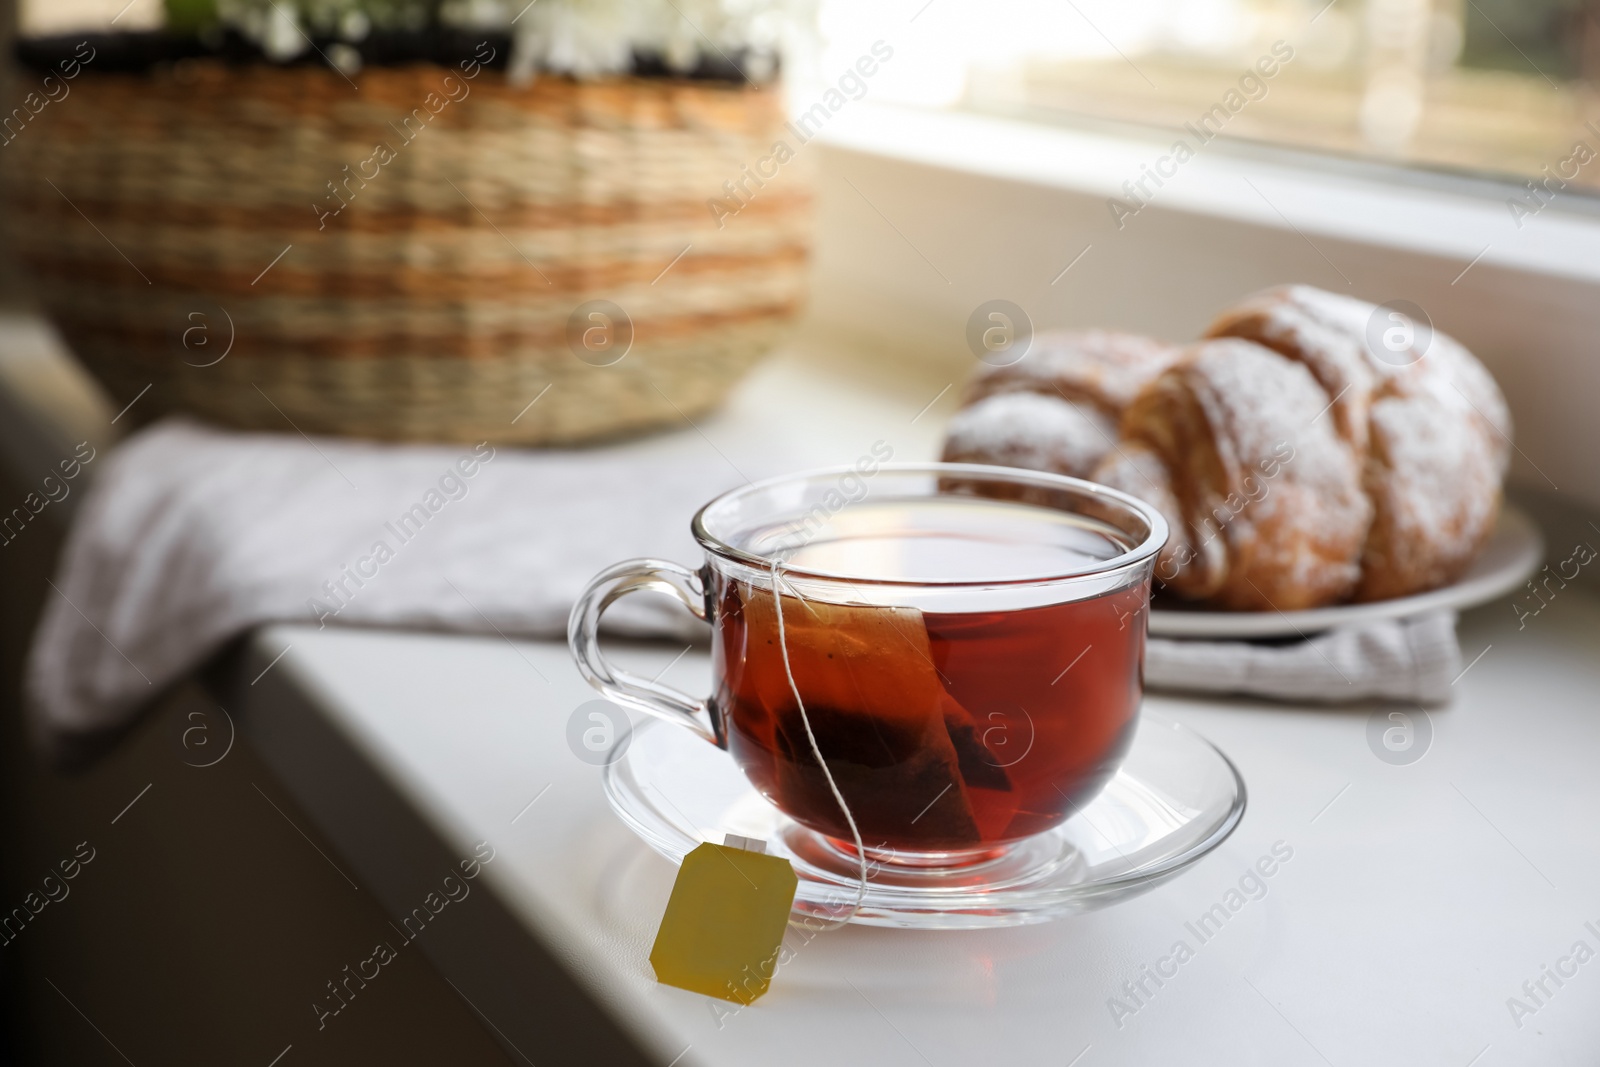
770,559 -> 867,928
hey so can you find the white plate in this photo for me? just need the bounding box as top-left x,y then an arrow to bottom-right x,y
1147,504 -> 1543,639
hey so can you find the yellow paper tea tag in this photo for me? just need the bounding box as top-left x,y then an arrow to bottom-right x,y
649,838 -> 798,1004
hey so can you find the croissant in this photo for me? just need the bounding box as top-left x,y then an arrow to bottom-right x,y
1205,285 -> 1511,603
1092,338 -> 1371,610
941,286 -> 1512,611
942,331 -> 1183,479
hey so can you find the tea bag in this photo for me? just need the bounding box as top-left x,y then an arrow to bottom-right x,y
937,701 -> 1018,843
649,838 -> 798,1003
940,708 -> 1014,793
741,585 -> 990,847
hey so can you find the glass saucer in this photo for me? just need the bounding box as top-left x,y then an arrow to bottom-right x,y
602,713 -> 1246,929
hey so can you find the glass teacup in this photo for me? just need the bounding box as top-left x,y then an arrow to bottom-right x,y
569,462 -> 1168,867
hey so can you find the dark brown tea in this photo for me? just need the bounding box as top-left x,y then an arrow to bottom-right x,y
709,497 -> 1147,854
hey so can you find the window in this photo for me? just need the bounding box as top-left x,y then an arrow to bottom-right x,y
819,0 -> 1600,199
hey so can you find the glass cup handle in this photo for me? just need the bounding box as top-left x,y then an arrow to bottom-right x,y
567,559 -> 717,745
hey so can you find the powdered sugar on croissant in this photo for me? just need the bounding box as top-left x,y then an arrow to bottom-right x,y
1098,339 -> 1370,610
943,392 -> 1118,479
1207,285 -> 1510,602
943,331 -> 1183,478
940,286 -> 1512,610
963,330 -> 1184,412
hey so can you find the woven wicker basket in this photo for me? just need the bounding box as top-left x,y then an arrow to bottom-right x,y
3,59 -> 810,443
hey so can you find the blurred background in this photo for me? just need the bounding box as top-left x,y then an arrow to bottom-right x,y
815,0 -> 1600,193
15,0 -> 1600,203
2,2 -> 1598,1064
8,0 -> 1598,326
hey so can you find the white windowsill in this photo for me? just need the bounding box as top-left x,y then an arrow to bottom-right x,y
815,101 -> 1600,287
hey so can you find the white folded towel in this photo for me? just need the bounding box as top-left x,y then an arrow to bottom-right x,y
28,419 -> 743,764
27,419 -> 1464,765
1145,612 -> 1461,706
